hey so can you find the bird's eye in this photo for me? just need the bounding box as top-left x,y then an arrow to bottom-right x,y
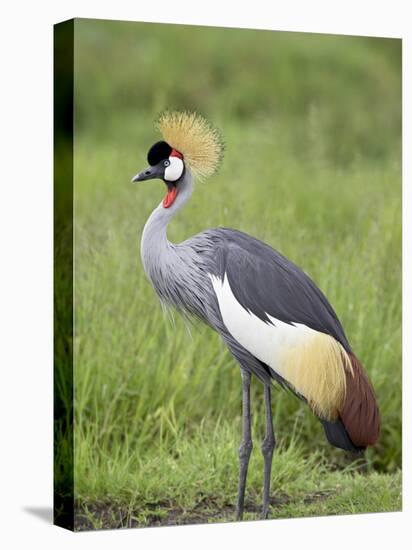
164,160 -> 170,167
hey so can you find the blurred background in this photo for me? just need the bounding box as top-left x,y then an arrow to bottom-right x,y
72,19 -> 401,528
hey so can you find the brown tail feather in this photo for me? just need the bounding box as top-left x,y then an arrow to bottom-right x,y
339,353 -> 380,447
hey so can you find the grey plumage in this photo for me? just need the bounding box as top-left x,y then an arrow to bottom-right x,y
210,228 -> 351,352
135,150 -> 378,519
139,168 -> 288,518
140,171 -> 216,322
141,169 -> 277,383
141,168 -> 349,383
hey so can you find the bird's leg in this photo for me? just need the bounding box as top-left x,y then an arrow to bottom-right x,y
236,369 -> 253,521
261,383 -> 276,519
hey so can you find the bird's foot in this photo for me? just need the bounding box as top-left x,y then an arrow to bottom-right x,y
261,506 -> 269,520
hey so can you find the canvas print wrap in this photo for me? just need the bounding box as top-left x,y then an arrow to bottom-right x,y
54,18 -> 402,531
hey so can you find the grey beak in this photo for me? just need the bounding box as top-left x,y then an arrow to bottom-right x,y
131,163 -> 164,183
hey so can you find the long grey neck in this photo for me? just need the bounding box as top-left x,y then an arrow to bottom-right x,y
140,169 -> 194,277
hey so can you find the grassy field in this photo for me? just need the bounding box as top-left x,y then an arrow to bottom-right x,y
68,19 -> 401,529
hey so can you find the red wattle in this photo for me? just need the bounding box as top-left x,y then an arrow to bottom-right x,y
170,148 -> 183,159
163,186 -> 178,208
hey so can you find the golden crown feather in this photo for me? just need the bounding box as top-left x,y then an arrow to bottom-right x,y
156,111 -> 224,181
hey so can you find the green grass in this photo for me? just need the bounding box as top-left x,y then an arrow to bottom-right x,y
59,19 -> 402,529
73,427 -> 401,530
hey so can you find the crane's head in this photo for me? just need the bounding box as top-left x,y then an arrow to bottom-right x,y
131,111 -> 224,209
132,140 -> 186,208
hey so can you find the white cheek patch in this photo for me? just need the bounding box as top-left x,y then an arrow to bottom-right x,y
164,157 -> 184,182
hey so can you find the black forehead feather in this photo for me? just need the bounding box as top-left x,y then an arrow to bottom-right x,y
147,141 -> 172,166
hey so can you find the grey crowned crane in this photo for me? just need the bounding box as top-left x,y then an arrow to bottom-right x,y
132,111 -> 380,520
